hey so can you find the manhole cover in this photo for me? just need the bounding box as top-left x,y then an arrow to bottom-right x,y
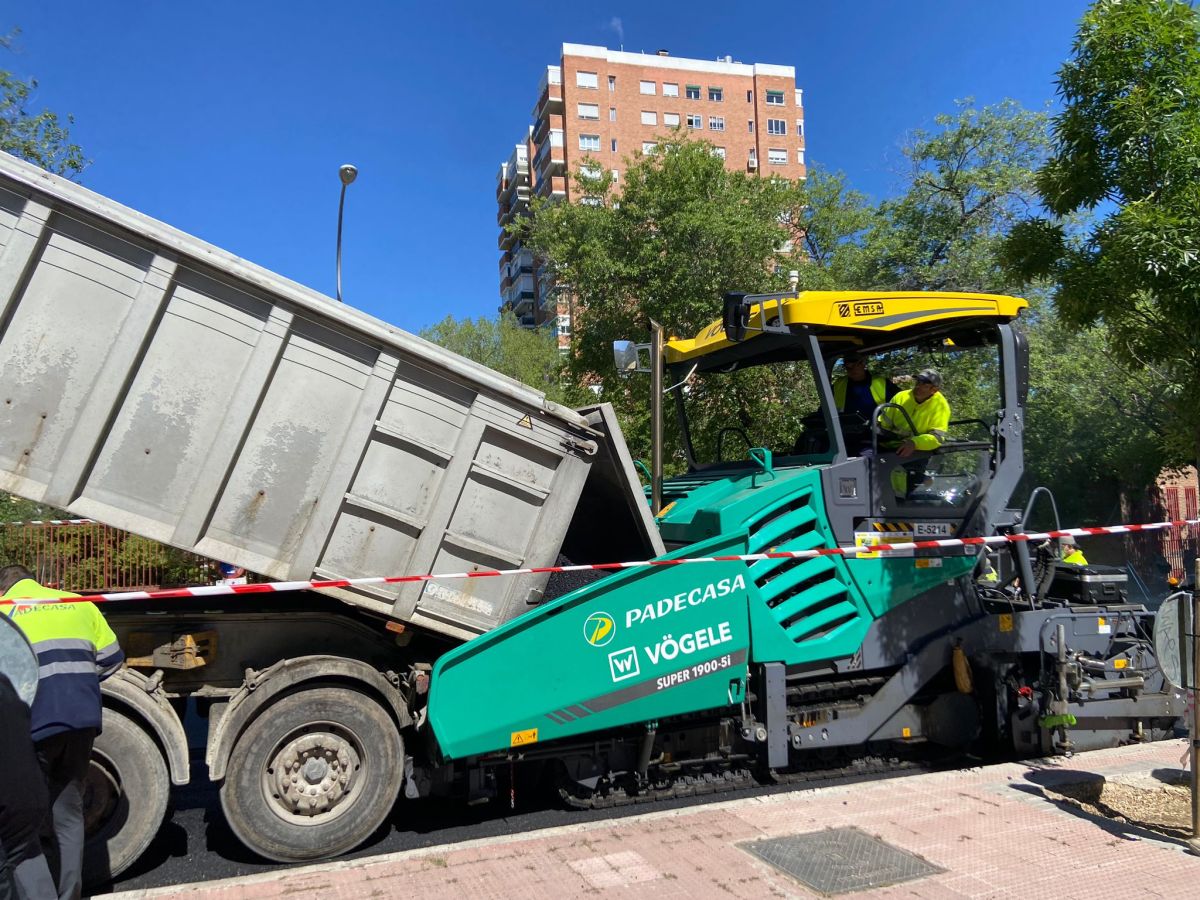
739,826 -> 943,894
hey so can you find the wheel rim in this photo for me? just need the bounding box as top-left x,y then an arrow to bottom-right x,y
262,724 -> 365,824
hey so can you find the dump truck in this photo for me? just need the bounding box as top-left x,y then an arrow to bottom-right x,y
0,152 -> 1185,883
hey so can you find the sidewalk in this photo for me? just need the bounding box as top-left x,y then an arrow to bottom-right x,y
102,739 -> 1200,900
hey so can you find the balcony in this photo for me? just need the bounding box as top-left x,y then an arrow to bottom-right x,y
497,195 -> 530,227
532,130 -> 565,175
512,294 -> 536,316
534,174 -> 567,199
533,113 -> 564,148
506,272 -> 535,300
533,66 -> 563,121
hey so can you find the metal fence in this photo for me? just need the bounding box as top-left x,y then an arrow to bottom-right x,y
0,521 -> 215,592
1163,482 -> 1199,582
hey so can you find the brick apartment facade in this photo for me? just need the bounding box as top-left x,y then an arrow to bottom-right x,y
497,43 -> 807,347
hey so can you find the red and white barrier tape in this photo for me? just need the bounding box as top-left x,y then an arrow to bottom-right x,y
1,518 -> 1196,607
0,518 -> 97,527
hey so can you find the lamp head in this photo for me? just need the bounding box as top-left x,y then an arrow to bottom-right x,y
339,164 -> 358,186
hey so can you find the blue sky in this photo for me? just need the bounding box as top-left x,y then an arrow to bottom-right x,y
5,1 -> 1090,334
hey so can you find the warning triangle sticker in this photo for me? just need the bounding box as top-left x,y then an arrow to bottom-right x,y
516,415 -> 532,429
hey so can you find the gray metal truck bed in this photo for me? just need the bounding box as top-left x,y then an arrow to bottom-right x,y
0,152 -> 661,640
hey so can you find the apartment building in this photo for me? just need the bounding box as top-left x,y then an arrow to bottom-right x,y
497,43 -> 807,344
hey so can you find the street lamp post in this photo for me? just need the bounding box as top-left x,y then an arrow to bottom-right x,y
336,164 -> 358,303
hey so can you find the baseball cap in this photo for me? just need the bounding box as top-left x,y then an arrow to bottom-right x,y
916,369 -> 942,387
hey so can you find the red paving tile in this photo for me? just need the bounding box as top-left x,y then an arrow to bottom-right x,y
100,740 -> 1200,900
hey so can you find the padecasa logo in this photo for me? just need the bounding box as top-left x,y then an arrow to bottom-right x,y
583,611 -> 616,647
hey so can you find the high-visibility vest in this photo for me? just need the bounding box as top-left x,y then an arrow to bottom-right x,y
1062,549 -> 1088,566
832,375 -> 891,411
879,388 -> 951,451
2,579 -> 124,741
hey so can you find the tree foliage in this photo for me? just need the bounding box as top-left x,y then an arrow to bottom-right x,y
1,30 -> 87,177
1022,305 -> 1167,526
1004,0 -> 1200,467
419,312 -> 583,406
518,134 -> 796,381
864,100 -> 1051,292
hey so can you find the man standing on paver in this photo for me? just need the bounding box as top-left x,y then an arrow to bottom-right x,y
0,565 -> 125,900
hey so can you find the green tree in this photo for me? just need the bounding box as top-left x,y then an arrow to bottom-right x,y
864,100 -> 1051,292
419,312 -> 582,406
1,29 -> 87,177
785,167 -> 878,289
518,133 -> 796,379
1022,306 -> 1167,527
1005,0 -> 1200,468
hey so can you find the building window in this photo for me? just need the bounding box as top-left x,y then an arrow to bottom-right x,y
579,133 -> 601,151
640,80 -> 656,95
766,89 -> 785,106
641,110 -> 658,126
608,75 -> 616,92
580,196 -> 603,207
768,148 -> 787,166
577,71 -> 598,89
767,119 -> 787,135
663,112 -> 680,127
642,141 -> 657,155
795,88 -> 804,107
708,116 -> 725,132
796,149 -> 805,165
746,90 -> 753,103
611,169 -> 620,182
557,314 -> 571,336
663,82 -> 679,98
796,119 -> 804,137
708,87 -> 723,102
686,114 -> 702,129
712,146 -> 726,159
609,107 -> 617,121
686,84 -> 701,100
577,102 -> 599,120
611,138 -> 618,152
580,163 -> 602,180
748,119 -> 754,133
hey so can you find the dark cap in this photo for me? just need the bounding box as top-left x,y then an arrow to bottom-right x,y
842,350 -> 866,364
916,369 -> 942,387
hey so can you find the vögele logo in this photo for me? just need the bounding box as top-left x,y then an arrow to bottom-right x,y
583,611 -> 616,647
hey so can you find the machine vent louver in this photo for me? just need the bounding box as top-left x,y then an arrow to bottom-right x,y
745,487 -> 860,649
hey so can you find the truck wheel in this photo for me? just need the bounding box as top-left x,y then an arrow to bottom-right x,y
82,707 -> 170,885
219,686 -> 403,862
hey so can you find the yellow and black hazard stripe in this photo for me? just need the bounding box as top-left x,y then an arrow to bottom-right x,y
869,521 -> 914,532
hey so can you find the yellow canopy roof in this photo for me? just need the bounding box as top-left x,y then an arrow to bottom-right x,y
666,290 -> 1028,364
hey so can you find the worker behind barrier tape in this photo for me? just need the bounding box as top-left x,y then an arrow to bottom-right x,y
877,369 -> 951,496
0,566 -> 125,900
831,351 -> 898,453
1059,534 -> 1088,566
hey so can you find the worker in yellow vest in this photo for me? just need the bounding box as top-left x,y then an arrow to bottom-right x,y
1,565 -> 124,900
1059,535 -> 1088,566
832,352 -> 898,454
878,369 -> 951,497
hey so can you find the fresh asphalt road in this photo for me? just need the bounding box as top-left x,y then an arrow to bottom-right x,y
101,755 -> 914,894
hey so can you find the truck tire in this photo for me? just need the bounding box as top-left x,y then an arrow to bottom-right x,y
82,708 -> 170,886
219,686 -> 403,862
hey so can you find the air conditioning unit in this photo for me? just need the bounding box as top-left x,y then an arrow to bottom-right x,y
748,156 -> 758,170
